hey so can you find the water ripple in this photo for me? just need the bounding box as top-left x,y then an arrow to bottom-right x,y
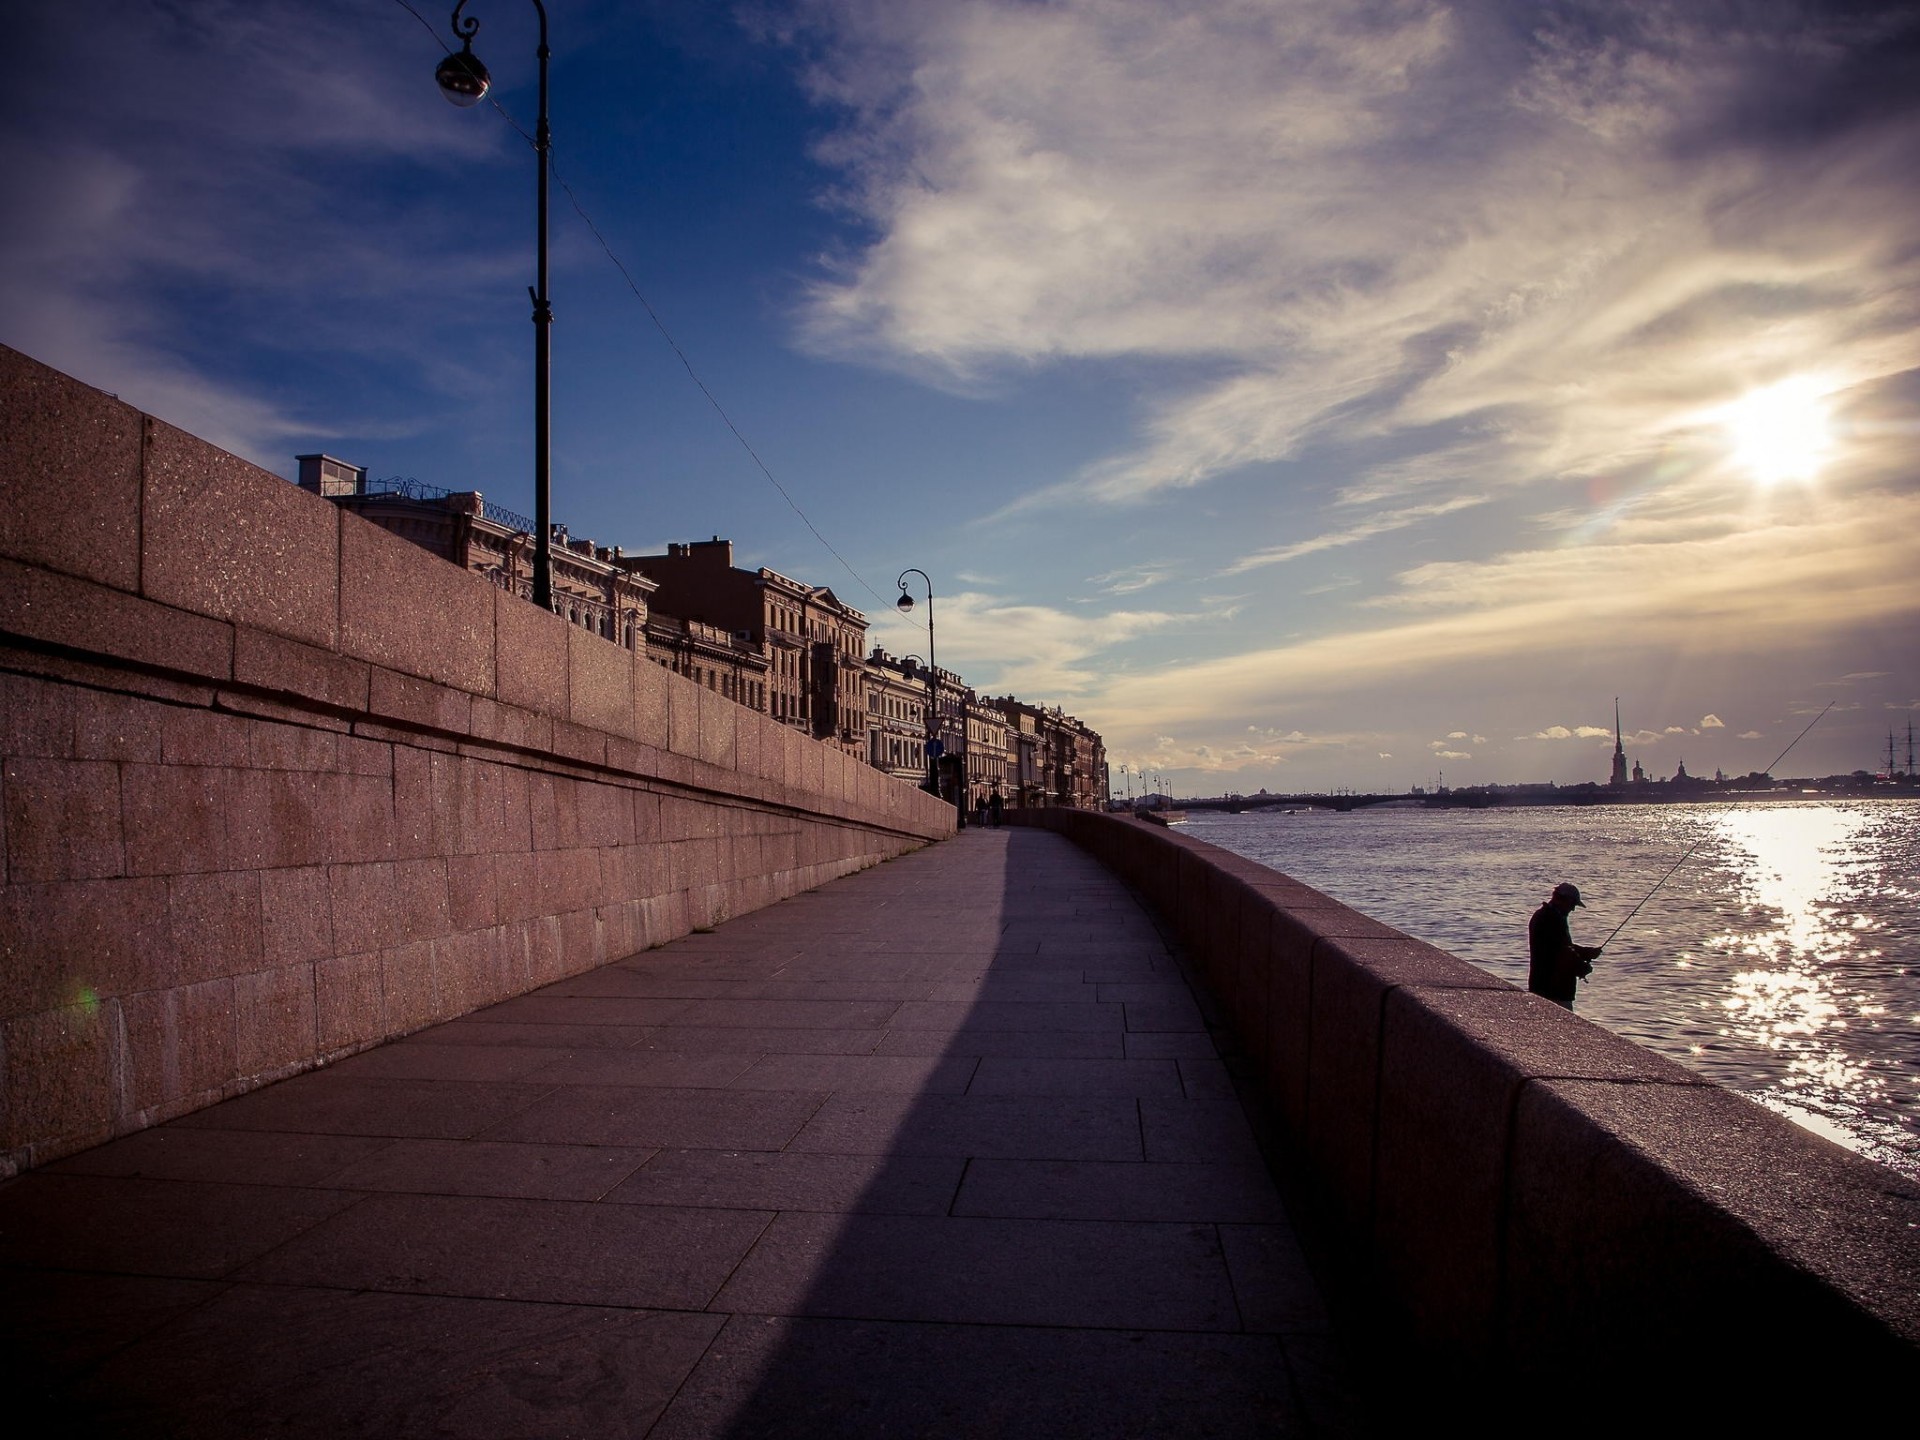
1188,799 -> 1920,1178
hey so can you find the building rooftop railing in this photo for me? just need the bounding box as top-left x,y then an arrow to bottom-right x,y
367,475 -> 536,536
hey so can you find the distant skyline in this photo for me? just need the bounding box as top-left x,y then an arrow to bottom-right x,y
4,0 -> 1916,791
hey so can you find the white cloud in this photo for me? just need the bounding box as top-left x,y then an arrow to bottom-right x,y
1700,714 -> 1725,728
1527,724 -> 1612,741
869,586 -> 1194,703
1739,730 -> 1764,739
1224,494 -> 1491,574
1084,565 -> 1172,595
793,0 -> 1920,510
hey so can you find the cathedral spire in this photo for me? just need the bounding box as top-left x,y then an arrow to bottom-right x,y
1610,697 -> 1629,788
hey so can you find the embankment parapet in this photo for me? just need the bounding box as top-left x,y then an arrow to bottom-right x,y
1008,806 -> 1920,1400
0,345 -> 953,1174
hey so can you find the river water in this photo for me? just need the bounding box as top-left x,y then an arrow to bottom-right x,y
1182,799 -> 1920,1179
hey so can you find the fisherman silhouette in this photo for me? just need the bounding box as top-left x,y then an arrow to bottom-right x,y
1528,882 -> 1602,1010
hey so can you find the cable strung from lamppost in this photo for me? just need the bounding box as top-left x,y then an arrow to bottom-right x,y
436,0 -> 554,611
896,570 -> 940,799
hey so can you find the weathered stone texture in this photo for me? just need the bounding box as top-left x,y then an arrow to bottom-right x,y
143,420 -> 340,650
0,345 -> 951,1178
339,515 -> 494,693
0,346 -> 144,590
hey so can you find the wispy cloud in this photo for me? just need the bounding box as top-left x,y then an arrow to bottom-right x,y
1084,564 -> 1172,595
870,587 -> 1196,703
1224,494 -> 1490,574
1075,489 -> 1920,743
791,0 -> 1920,507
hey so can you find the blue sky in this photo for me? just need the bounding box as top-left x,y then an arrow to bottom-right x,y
5,0 -> 1917,791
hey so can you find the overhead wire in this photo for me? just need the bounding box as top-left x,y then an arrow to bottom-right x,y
391,0 -> 891,608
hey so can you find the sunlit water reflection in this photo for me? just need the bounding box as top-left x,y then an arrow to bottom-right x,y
1186,800 -> 1920,1177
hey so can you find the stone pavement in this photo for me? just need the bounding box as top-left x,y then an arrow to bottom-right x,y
0,826 -> 1360,1437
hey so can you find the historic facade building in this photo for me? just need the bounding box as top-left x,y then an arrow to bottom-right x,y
864,648 -> 931,786
618,539 -> 868,757
865,647 -> 977,805
295,455 -> 656,649
964,696 -> 1010,810
644,611 -> 769,712
295,457 -> 1103,793
987,697 -> 1108,810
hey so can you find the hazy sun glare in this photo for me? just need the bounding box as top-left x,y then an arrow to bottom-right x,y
1721,376 -> 1834,485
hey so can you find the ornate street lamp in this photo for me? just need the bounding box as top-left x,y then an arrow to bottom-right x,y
895,569 -> 945,806
435,0 -> 554,611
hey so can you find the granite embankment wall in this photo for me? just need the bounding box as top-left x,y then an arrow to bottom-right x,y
0,346 -> 952,1175
1011,807 -> 1920,1404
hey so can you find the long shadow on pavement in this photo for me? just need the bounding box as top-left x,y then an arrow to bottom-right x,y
0,828 -> 1357,1437
647,826 -> 1351,1438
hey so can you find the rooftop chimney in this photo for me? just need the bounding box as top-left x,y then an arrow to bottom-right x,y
294,454 -> 366,497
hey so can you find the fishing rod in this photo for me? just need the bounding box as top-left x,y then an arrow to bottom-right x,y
1598,700 -> 1834,950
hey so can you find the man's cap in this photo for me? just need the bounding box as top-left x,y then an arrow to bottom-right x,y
1552,882 -> 1584,907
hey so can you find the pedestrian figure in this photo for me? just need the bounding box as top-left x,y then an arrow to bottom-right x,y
1528,881 -> 1601,1010
988,788 -> 1004,827
974,797 -> 987,827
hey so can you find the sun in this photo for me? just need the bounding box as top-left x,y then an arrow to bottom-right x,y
1720,376 -> 1834,485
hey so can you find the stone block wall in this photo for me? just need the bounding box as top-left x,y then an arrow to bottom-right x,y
0,346 -> 952,1175
1008,807 -> 1920,1407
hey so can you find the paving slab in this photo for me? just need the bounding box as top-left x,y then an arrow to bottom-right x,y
75,1285 -> 723,1440
628,1024 -> 887,1055
874,1026 -> 1127,1058
713,1211 -> 1243,1330
516,1048 -> 759,1089
0,826 -> 1355,1435
788,1092 -> 1145,1160
407,1019 -> 660,1049
237,1191 -> 772,1307
954,1158 -> 1289,1223
966,1055 -> 1185,1097
466,995 -> 698,1027
321,1040 -> 577,1082
605,1148 -> 965,1215
0,1173 -> 361,1277
481,1084 -> 826,1150
169,1074 -> 557,1139
651,1315 -> 1301,1440
319,1137 -> 654,1201
728,1052 -> 980,1094
44,1126 -> 394,1187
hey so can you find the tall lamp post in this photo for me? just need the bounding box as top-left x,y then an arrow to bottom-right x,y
435,0 -> 554,611
895,569 -> 944,805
